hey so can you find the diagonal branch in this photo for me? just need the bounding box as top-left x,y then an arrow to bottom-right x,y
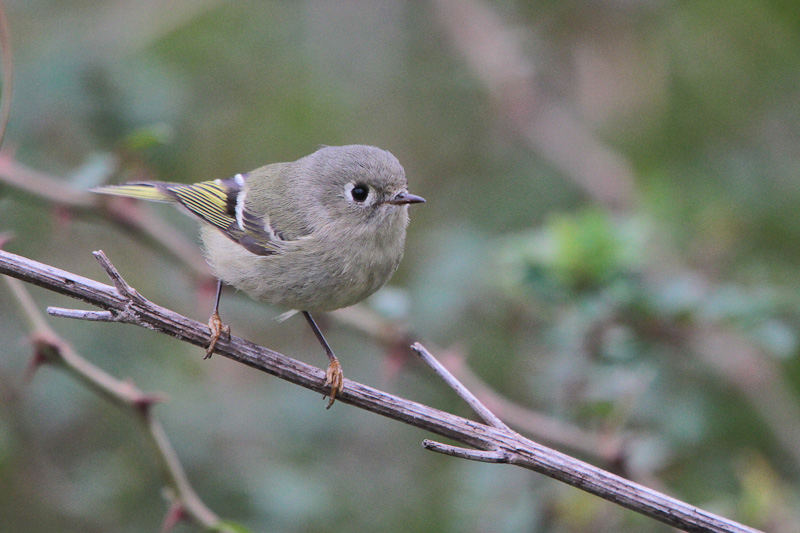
3,275 -> 221,531
0,155 -> 211,280
0,248 -> 761,533
431,0 -> 637,212
334,307 -> 630,468
412,341 -> 510,431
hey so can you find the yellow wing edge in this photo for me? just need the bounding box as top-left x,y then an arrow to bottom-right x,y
89,183 -> 175,203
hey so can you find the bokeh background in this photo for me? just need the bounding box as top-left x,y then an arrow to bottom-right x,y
2,1 -> 800,531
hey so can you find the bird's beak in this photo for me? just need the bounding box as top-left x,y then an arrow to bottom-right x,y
387,191 -> 426,205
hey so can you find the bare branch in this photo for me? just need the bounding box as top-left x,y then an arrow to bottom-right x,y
0,155 -> 211,280
438,349 -> 628,466
334,307 -> 633,469
93,249 -> 149,304
422,440 -> 512,463
431,0 -> 637,212
689,327 -> 800,471
431,0 -> 800,479
0,248 -> 763,533
0,155 -> 97,207
2,272 -> 221,530
47,307 -> 118,321
412,342 -> 510,431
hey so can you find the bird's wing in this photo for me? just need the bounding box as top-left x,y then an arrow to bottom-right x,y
92,175 -> 284,256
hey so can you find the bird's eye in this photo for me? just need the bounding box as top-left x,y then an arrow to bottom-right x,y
350,184 -> 369,202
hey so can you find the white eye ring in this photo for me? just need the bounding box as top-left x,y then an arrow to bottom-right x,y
344,182 -> 370,203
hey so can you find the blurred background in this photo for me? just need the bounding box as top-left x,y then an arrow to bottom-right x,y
2,0 -> 800,531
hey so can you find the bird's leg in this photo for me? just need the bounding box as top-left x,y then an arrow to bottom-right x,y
205,279 -> 230,359
302,311 -> 343,408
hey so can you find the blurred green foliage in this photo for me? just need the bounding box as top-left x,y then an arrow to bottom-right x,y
3,1 -> 800,531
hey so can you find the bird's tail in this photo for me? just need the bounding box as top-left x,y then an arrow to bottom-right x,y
89,182 -> 179,203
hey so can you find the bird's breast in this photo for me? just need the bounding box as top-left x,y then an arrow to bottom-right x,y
201,217 -> 408,312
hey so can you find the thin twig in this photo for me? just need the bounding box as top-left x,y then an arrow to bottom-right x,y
334,307 -> 630,468
431,0 -> 637,212
0,156 -> 97,207
98,197 -> 211,281
0,156 -> 210,280
422,440 -> 512,463
5,273 -> 49,332
432,0 -> 800,478
0,249 -> 762,533
93,249 -> 147,304
688,327 -> 800,471
438,349 -> 627,466
2,273 -> 222,530
412,342 -> 510,431
47,308 -> 117,321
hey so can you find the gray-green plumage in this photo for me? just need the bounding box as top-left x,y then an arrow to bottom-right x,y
93,144 -> 424,312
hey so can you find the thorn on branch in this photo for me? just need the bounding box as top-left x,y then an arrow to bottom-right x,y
161,500 -> 188,533
26,331 -> 65,379
25,346 -> 52,382
131,390 -> 169,417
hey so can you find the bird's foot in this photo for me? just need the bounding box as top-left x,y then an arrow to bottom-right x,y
324,357 -> 344,409
205,310 -> 230,359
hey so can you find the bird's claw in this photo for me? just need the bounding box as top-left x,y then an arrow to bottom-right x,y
324,358 -> 344,409
205,310 -> 230,359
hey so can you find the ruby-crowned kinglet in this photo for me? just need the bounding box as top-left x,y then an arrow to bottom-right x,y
91,144 -> 424,406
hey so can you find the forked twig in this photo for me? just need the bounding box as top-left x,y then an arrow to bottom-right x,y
0,249 -> 762,533
93,249 -> 148,303
412,342 -> 510,431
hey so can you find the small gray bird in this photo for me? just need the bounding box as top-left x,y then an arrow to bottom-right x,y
92,144 -> 424,406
